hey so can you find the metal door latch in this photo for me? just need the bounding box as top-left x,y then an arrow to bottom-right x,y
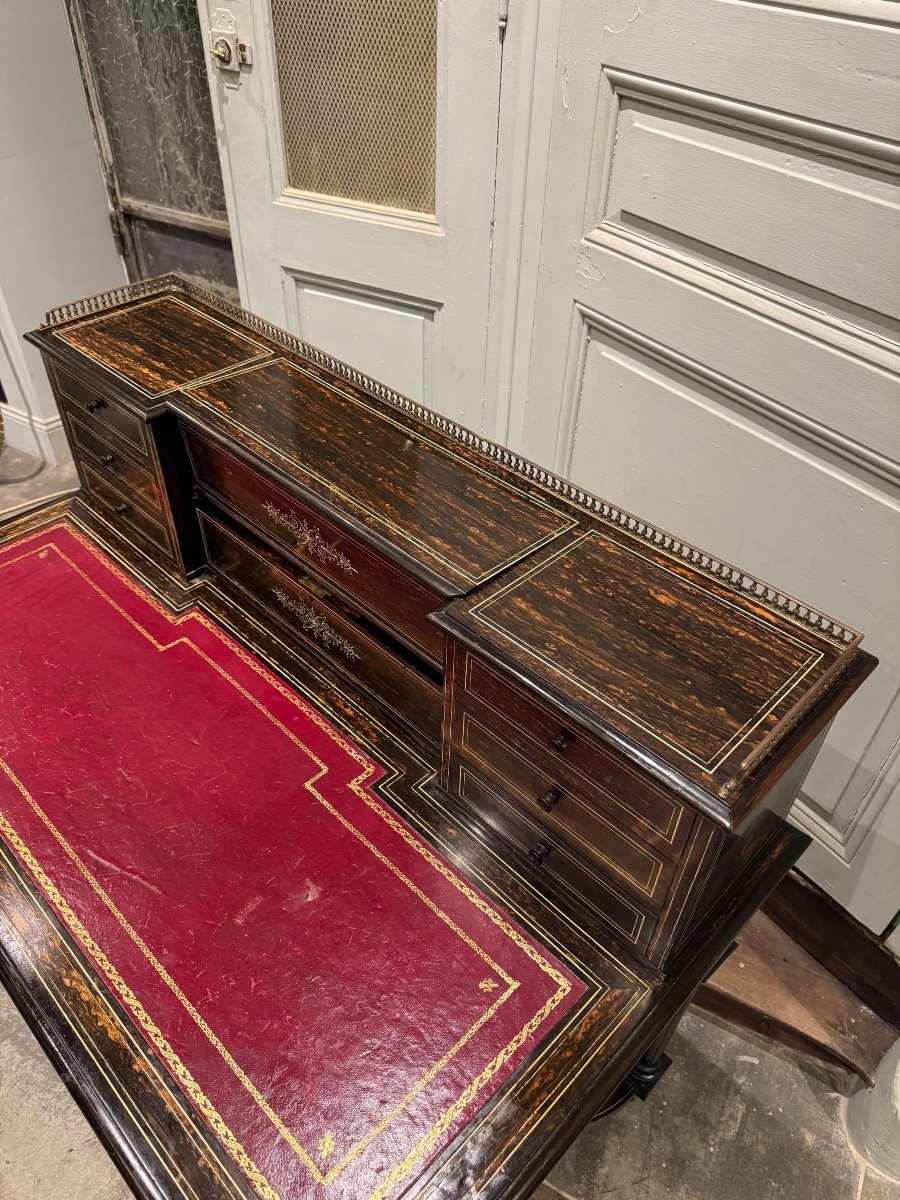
208,9 -> 252,75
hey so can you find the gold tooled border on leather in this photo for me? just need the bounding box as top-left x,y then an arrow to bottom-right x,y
0,523 -> 579,1199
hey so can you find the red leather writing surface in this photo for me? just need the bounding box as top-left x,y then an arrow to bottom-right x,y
0,522 -> 585,1200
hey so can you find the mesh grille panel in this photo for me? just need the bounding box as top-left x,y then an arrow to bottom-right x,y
271,0 -> 437,213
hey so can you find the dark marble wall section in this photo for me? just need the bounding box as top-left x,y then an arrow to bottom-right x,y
75,0 -> 226,220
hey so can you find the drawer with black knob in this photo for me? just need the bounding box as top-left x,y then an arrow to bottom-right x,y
69,416 -> 163,514
457,709 -> 677,909
453,753 -> 657,954
80,462 -> 172,555
452,652 -> 694,861
50,363 -> 150,457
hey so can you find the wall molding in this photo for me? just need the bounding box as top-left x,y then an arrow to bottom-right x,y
282,267 -> 442,410
599,68 -> 900,175
0,284 -> 67,464
584,67 -> 900,366
486,0 -> 565,448
794,723 -> 900,861
730,0 -> 900,31
1,404 -> 67,462
587,224 -> 900,382
565,301 -> 900,489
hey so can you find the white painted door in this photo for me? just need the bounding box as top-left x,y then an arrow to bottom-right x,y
519,0 -> 900,931
197,0 -> 501,427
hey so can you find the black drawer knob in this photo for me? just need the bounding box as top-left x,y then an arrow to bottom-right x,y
550,731 -> 570,754
100,454 -> 116,466
529,842 -> 552,867
113,503 -> 129,515
540,788 -> 562,812
86,398 -> 104,412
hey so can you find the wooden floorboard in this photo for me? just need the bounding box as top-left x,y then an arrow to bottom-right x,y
695,911 -> 897,1084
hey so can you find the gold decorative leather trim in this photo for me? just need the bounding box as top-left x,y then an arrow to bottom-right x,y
0,523 -> 577,1200
0,803 -> 280,1200
0,840 -> 248,1200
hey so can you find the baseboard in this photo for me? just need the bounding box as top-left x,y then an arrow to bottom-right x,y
0,404 -> 67,463
1,404 -> 41,457
763,869 -> 900,1029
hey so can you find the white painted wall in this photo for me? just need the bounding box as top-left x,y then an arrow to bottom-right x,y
1,1 -> 123,462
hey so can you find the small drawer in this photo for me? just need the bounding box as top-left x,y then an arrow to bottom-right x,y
69,416 -> 162,513
458,711 -> 676,908
52,364 -> 149,456
81,462 -> 171,555
197,507 -> 442,742
460,653 -> 692,859
455,755 -> 656,954
183,427 -> 443,664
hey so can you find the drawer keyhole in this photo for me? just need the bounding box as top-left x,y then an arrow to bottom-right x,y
550,731 -> 570,754
529,842 -> 552,867
540,788 -> 561,812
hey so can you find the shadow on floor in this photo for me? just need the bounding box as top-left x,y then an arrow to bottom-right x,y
535,1010 -> 900,1200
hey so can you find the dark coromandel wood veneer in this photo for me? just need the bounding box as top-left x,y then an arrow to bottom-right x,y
3,274 -> 874,1200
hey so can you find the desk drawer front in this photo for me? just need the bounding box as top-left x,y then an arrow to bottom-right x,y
69,416 -> 163,513
460,653 -> 692,858
184,427 -> 443,663
458,711 -> 675,908
455,755 -> 655,953
198,507 -> 442,741
81,462 -> 171,554
52,364 -> 149,456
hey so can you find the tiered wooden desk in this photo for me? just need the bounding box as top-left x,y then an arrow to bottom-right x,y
1,274 -> 873,1200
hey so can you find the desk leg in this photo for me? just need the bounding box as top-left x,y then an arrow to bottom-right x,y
592,941 -> 738,1121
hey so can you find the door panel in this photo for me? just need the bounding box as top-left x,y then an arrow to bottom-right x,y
601,87 -> 899,322
198,0 -> 501,426
524,0 -> 900,929
66,0 -> 237,295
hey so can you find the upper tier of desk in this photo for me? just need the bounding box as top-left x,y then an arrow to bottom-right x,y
27,273 -> 870,817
